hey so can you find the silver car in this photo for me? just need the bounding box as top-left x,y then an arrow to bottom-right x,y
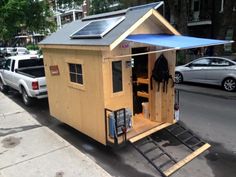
175,57 -> 236,91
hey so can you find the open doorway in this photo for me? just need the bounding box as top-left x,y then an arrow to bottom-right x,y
132,47 -> 149,115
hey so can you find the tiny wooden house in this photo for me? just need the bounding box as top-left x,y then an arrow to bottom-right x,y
39,3 -> 231,146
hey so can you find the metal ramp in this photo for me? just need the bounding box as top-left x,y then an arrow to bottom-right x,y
130,122 -> 210,177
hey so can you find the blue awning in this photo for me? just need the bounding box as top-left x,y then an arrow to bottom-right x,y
125,34 -> 233,49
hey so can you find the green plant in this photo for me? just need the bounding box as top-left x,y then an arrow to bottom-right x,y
26,44 -> 39,50
176,51 -> 185,66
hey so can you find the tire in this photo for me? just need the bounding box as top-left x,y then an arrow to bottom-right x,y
21,87 -> 33,106
175,72 -> 183,84
222,78 -> 236,92
0,78 -> 8,93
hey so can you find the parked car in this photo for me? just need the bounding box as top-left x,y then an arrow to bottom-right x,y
175,57 -> 236,91
5,47 -> 16,56
13,47 -> 29,55
0,54 -> 47,105
0,48 -> 6,58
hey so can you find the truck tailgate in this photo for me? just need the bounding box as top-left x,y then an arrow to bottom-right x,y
37,77 -> 47,90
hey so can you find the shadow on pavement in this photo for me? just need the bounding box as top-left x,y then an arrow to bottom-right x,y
2,90 -> 157,177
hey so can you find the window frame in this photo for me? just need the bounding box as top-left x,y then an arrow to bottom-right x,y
66,59 -> 85,91
111,60 -> 124,94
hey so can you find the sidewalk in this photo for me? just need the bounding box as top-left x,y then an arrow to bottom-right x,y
0,92 -> 111,177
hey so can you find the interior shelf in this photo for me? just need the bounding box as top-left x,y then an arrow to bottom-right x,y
137,77 -> 149,85
137,91 -> 149,98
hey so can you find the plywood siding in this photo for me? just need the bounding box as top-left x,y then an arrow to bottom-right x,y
102,45 -> 133,112
149,50 -> 176,123
43,48 -> 106,144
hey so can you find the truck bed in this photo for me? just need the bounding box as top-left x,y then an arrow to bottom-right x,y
17,66 -> 45,78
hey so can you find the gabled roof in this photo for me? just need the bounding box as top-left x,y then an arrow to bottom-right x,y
40,2 -> 177,50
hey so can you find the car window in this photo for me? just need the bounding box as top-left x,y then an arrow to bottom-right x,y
210,58 -> 233,67
5,59 -> 11,70
18,59 -> 44,68
0,60 -> 6,69
191,58 -> 210,67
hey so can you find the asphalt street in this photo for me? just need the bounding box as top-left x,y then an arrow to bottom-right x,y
2,83 -> 236,177
178,86 -> 236,177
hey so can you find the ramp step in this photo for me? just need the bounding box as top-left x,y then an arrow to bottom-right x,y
129,123 -> 171,143
182,136 -> 195,143
191,141 -> 204,148
175,130 -> 188,137
150,153 -> 165,161
143,146 -> 158,154
158,159 -> 173,169
163,143 -> 211,176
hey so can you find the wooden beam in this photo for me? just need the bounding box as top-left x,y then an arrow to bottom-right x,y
110,9 -> 153,50
129,123 -> 172,143
104,47 -> 178,60
163,143 -> 211,176
152,10 -> 181,35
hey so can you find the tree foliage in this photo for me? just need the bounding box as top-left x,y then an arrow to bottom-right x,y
0,0 -> 55,43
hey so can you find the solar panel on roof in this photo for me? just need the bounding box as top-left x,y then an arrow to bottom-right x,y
70,16 -> 125,39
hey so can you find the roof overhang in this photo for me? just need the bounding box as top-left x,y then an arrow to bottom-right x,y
109,9 -> 180,51
125,34 -> 234,50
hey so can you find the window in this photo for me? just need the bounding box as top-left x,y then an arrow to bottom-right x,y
210,58 -> 233,67
193,0 -> 200,12
5,59 -> 11,70
69,63 -> 83,85
18,59 -> 44,68
11,60 -> 15,72
112,61 -> 123,93
191,58 -> 210,67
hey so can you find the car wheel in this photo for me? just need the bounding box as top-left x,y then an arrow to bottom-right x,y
175,72 -> 183,84
22,87 -> 33,106
0,78 -> 8,93
222,78 -> 236,92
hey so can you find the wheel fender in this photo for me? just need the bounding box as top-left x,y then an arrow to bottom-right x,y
18,80 -> 33,97
222,75 -> 236,85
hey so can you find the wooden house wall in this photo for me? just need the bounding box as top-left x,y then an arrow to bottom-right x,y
43,48 -> 106,144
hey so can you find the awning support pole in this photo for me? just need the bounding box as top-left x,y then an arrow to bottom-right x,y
104,47 -> 179,60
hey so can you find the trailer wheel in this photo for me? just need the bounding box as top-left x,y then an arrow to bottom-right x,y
22,87 -> 33,106
0,78 -> 8,93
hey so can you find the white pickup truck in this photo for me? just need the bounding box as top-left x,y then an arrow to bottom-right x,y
0,55 -> 47,106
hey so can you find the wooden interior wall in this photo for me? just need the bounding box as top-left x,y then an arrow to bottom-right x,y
43,48 -> 106,144
149,50 -> 176,123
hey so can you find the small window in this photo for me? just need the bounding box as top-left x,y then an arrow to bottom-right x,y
112,61 -> 123,93
69,63 -> 83,85
11,60 -> 15,72
5,59 -> 11,70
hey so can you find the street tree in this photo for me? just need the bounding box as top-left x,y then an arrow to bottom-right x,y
0,0 -> 55,45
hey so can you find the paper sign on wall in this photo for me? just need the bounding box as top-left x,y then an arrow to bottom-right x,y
49,65 -> 60,76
